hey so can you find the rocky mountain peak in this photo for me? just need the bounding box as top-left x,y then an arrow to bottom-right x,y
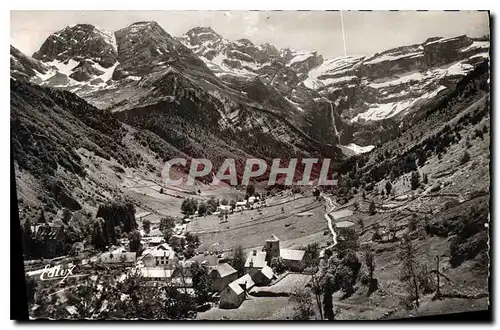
32,24 -> 118,68
185,26 -> 222,39
112,21 -> 211,80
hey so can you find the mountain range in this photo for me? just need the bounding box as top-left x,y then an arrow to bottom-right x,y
10,21 -> 490,217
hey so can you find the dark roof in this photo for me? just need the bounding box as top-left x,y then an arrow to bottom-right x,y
31,225 -> 63,240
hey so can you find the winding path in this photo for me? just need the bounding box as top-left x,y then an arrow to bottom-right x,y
321,193 -> 339,250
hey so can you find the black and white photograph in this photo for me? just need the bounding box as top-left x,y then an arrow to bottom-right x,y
9,9 -> 491,320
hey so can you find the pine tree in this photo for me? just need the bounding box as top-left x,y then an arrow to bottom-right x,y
91,219 -> 107,251
190,262 -> 213,304
22,219 -> 33,256
38,210 -> 47,224
129,230 -> 142,253
410,171 -> 420,190
369,200 -> 376,215
385,181 -> 392,195
230,245 -> 245,277
143,219 -> 151,235
399,234 -> 421,308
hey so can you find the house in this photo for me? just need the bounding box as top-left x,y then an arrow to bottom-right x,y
252,265 -> 275,286
98,251 -> 137,265
187,254 -> 219,269
142,236 -> 163,247
141,249 -> 177,268
219,281 -> 245,309
235,201 -> 247,211
235,274 -> 255,291
140,268 -> 174,282
248,196 -> 260,204
244,250 -> 267,276
219,274 -> 254,309
170,276 -> 193,288
156,243 -> 173,251
209,263 -> 238,292
218,205 -> 231,213
280,249 -> 306,272
30,224 -> 67,258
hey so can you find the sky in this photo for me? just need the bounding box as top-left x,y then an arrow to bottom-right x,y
10,10 -> 490,58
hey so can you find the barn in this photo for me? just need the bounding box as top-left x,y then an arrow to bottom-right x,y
210,263 -> 238,292
252,265 -> 275,286
219,281 -> 245,309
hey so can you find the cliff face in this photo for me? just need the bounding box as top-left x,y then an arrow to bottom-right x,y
12,22 -> 490,151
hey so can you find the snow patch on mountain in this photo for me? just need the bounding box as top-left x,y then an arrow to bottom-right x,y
363,51 -> 423,65
352,85 -> 447,122
341,143 -> 375,155
46,59 -> 80,75
303,55 -> 364,90
288,52 -> 315,66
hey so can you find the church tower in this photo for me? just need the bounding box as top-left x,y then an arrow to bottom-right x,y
265,234 -> 280,261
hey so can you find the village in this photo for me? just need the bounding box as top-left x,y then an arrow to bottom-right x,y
23,187 -> 324,317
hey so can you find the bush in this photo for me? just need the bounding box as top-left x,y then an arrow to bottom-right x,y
270,256 -> 287,274
450,231 -> 488,268
460,151 -> 471,165
198,203 -> 207,216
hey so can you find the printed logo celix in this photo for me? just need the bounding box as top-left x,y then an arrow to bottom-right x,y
39,264 -> 81,284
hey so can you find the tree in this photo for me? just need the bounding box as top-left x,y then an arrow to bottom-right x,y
270,256 -> 287,274
160,187 -> 164,194
246,184 -> 256,197
422,173 -> 428,184
38,210 -> 47,224
21,218 -> 33,257
353,201 -> 359,211
313,188 -> 321,200
91,218 -> 107,251
190,262 -> 212,305
398,234 -> 421,308
372,222 -> 381,241
181,198 -> 198,216
387,221 -> 398,241
62,208 -> 73,224
369,200 -> 376,215
409,214 -> 418,232
221,198 -> 229,206
290,288 -> 315,320
410,171 -> 420,190
197,203 -> 207,216
25,275 -> 37,304
385,181 -> 392,195
336,228 -> 359,258
129,230 -> 142,253
142,219 -> 151,235
159,216 -> 176,233
206,197 -> 219,213
230,245 -> 245,276
363,247 -> 378,293
229,200 -> 236,211
303,242 -> 320,268
96,202 -> 137,239
460,151 -> 471,165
